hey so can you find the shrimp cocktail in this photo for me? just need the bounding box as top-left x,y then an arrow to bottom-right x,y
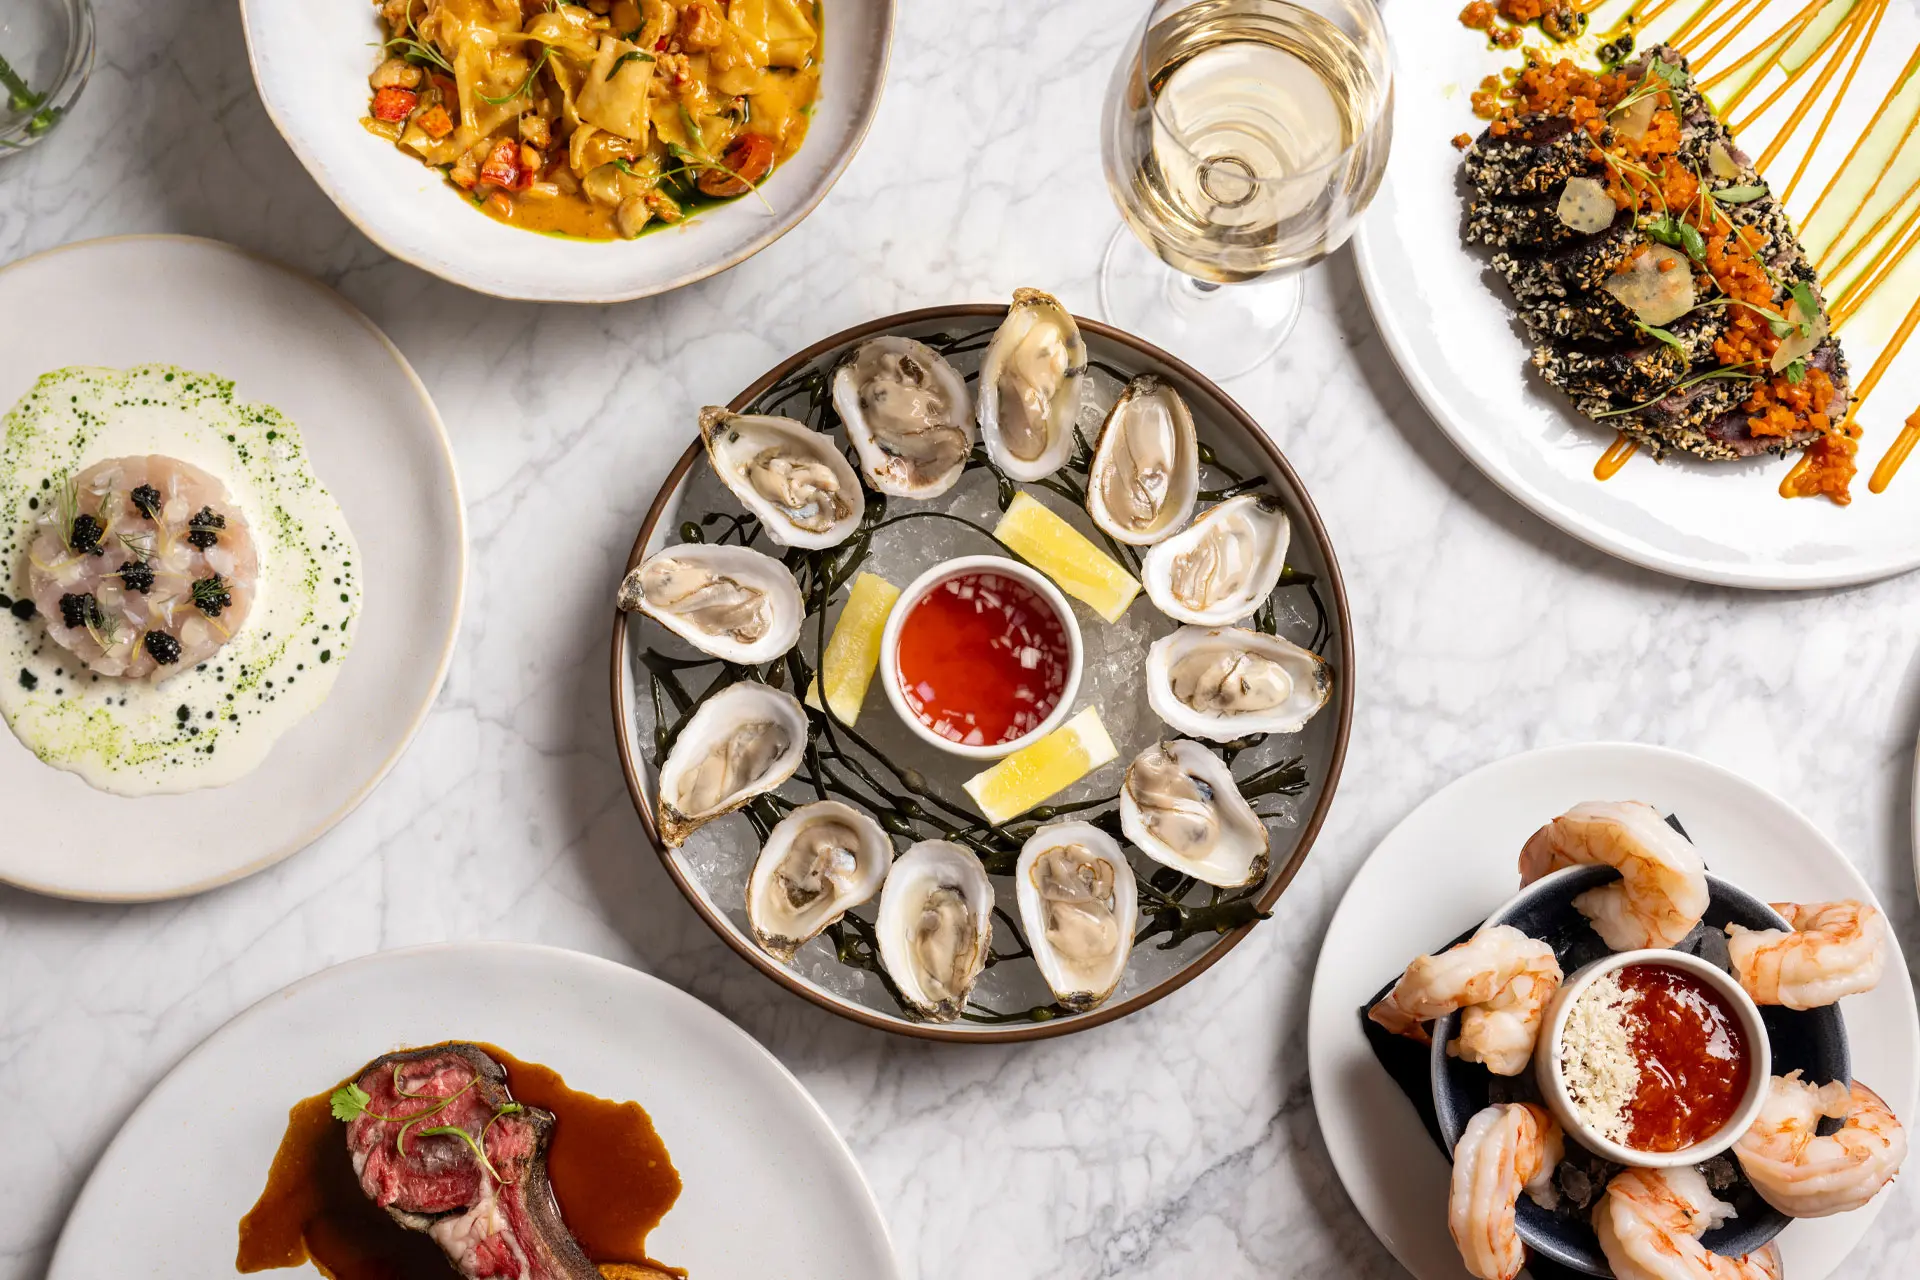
1367,799 -> 1907,1280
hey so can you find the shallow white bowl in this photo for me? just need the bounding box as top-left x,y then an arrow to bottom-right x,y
239,1 -> 893,301
1535,948 -> 1771,1169
879,554 -> 1084,761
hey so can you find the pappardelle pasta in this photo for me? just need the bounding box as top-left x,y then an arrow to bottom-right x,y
363,0 -> 822,241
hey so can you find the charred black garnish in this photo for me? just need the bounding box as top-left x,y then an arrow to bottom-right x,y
118,560 -> 156,595
8,597 -> 34,621
144,631 -> 182,665
186,506 -> 226,550
69,513 -> 105,555
130,484 -> 163,519
59,592 -> 100,630
191,573 -> 232,617
18,669 -> 37,691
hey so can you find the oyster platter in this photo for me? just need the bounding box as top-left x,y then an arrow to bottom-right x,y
611,293 -> 1353,1038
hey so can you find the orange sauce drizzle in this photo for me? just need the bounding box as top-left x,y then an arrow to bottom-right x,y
1731,0 -> 1875,136
1684,0 -> 1766,62
1775,0 -> 1888,196
1667,0 -> 1723,49
1800,44 -> 1920,231
1869,415 -> 1920,493
1699,0 -> 1827,96
1595,432 -> 1639,480
1832,210 -> 1920,327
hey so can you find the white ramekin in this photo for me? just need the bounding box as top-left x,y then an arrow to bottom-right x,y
878,554 -> 1083,761
1534,948 -> 1771,1168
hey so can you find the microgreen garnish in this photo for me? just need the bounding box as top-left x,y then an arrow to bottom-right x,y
116,530 -> 156,562
1784,358 -> 1808,384
478,45 -> 550,105
1711,183 -> 1768,205
1634,320 -> 1687,353
374,8 -> 454,75
1643,215 -> 1706,264
1607,57 -> 1684,119
665,105 -> 774,212
1788,280 -> 1821,336
607,50 -> 655,78
1593,362 -> 1762,418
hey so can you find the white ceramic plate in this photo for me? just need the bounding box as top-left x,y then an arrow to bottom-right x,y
1354,1 -> 1920,588
240,0 -> 892,302
0,236 -> 463,901
1307,742 -> 1920,1280
47,943 -> 897,1279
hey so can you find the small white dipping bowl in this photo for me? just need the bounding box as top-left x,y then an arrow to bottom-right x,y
878,555 -> 1083,761
1535,948 -> 1771,1168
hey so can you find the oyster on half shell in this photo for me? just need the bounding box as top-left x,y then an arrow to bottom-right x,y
1015,822 -> 1137,1010
699,407 -> 865,549
617,542 -> 802,665
875,840 -> 994,1022
975,288 -> 1087,482
1119,740 -> 1270,888
746,800 -> 892,962
654,682 -> 807,846
831,336 -> 975,498
1142,494 -> 1290,626
1146,626 -> 1332,741
1085,375 -> 1199,546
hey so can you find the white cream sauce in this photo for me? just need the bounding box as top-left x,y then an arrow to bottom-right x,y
0,365 -> 361,795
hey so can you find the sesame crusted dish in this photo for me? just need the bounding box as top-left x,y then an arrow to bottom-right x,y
1461,42 -> 1854,492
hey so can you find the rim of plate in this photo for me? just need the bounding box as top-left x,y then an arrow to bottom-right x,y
236,1 -> 896,303
0,233 -> 466,902
46,940 -> 898,1278
608,304 -> 1356,1042
1307,739 -> 1920,1280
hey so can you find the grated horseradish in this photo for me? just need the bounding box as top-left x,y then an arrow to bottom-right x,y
1559,970 -> 1641,1145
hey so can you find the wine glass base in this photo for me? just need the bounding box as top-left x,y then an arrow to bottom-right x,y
1096,224 -> 1303,380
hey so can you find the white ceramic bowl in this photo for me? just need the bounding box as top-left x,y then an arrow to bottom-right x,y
1535,948 -> 1772,1168
238,1 -> 892,301
878,554 -> 1084,761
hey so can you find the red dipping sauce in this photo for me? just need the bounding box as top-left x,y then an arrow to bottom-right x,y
1622,963 -> 1752,1152
893,569 -> 1071,747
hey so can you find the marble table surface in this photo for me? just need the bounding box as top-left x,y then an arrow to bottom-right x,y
4,2 -> 1919,1277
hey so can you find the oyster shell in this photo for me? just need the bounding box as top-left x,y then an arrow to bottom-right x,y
1146,626 -> 1332,741
1085,376 -> 1199,546
875,839 -> 994,1022
1119,740 -> 1270,888
831,336 -> 975,498
699,407 -> 865,549
1014,822 -> 1137,1010
746,800 -> 892,962
654,682 -> 807,846
617,542 -> 802,664
975,288 -> 1087,482
1141,494 -> 1290,626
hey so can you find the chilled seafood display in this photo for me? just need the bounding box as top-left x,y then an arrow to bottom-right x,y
618,292 -> 1342,1029
1368,796 -> 1905,1280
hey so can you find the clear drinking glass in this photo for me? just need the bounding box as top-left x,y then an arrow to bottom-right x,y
1099,0 -> 1393,376
0,0 -> 93,157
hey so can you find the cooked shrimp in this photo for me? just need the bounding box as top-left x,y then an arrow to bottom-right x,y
1726,900 -> 1888,1010
1518,800 -> 1708,949
1448,1103 -> 1564,1280
1368,925 -> 1562,1076
1595,1166 -> 1782,1280
1733,1073 -> 1908,1217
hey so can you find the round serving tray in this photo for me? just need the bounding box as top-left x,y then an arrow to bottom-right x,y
610,304 -> 1354,1041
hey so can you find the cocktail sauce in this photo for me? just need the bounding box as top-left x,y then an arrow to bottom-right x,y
894,569 -> 1070,747
237,1042 -> 681,1277
1621,964 -> 1751,1152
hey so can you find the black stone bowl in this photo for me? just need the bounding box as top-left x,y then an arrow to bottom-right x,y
1429,865 -> 1850,1275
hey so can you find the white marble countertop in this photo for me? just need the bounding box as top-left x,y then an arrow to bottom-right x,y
4,1 -> 1919,1277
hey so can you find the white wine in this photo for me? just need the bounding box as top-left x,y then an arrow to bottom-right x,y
1104,0 -> 1391,283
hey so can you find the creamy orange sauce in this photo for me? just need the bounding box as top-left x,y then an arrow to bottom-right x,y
1594,432 -> 1638,480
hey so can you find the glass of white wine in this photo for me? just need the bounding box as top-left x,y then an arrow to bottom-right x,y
1100,0 -> 1393,376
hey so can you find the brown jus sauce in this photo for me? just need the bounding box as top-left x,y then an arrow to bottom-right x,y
1620,964 -> 1751,1152
236,1043 -> 682,1278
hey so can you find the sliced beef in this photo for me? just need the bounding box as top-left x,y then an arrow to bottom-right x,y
1493,208 -> 1640,303
342,1043 -> 597,1280
1537,340 -> 1688,402
1464,113 -> 1604,198
1464,189 -> 1588,253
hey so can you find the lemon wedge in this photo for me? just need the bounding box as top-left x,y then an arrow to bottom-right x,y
962,706 -> 1117,825
992,491 -> 1140,623
805,572 -> 900,724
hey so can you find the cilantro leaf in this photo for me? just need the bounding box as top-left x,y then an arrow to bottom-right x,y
1711,184 -> 1769,204
330,1082 -> 372,1122
1649,58 -> 1686,87
1635,321 -> 1687,353
1784,359 -> 1808,385
1643,216 -> 1706,263
1789,280 -> 1821,335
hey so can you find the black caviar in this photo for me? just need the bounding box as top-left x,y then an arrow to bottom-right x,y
69,513 -> 105,555
186,506 -> 226,550
144,631 -> 182,665
59,592 -> 100,630
119,560 -> 156,595
191,573 -> 232,617
130,484 -> 163,519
